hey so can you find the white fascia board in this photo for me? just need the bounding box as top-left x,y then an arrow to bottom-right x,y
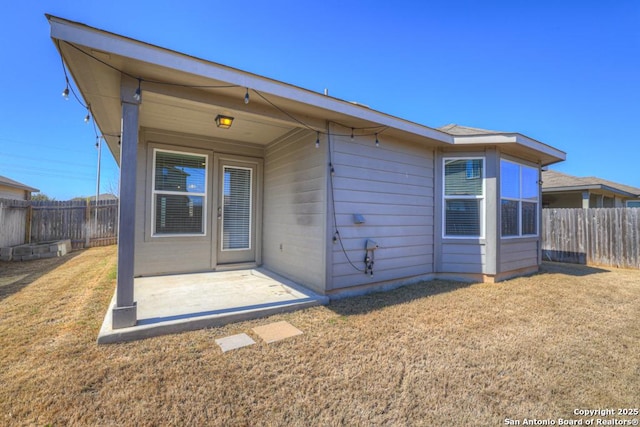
48,16 -> 453,145
453,133 -> 566,162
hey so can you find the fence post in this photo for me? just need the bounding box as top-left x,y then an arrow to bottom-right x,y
24,204 -> 33,244
85,198 -> 91,248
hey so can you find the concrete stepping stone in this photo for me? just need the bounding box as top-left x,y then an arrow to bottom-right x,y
215,333 -> 255,352
252,321 -> 303,343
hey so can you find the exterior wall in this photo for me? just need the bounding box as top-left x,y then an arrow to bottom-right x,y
329,130 -> 435,291
134,128 -> 264,276
262,129 -> 326,293
440,241 -> 487,274
499,238 -> 538,273
0,186 -> 27,200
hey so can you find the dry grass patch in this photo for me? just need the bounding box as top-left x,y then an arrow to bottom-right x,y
1,248 -> 639,426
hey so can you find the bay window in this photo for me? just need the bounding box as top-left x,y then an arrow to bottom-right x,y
501,159 -> 538,237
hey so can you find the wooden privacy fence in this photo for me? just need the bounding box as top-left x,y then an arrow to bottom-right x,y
542,208 -> 640,269
0,198 -> 31,247
30,199 -> 119,249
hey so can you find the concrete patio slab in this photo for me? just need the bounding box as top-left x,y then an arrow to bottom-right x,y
97,268 -> 328,344
215,333 -> 256,352
252,321 -> 303,343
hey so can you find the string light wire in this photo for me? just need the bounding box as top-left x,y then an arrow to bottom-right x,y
58,40 -> 389,144
326,125 -> 365,273
57,39 -> 388,273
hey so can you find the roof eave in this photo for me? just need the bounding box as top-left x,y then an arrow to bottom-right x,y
47,14 -> 453,145
452,133 -> 566,165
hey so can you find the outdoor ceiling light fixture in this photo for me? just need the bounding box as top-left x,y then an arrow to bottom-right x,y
215,114 -> 234,129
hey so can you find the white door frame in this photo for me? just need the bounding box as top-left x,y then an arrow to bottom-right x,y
213,153 -> 263,267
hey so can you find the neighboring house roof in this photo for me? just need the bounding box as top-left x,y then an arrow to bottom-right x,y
0,175 -> 39,192
542,170 -> 640,198
46,15 -> 566,167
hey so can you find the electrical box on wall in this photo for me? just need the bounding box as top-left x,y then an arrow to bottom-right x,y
366,239 -> 379,251
353,214 -> 365,224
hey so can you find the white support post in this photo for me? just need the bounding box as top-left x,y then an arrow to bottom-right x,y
112,76 -> 140,329
582,191 -> 590,209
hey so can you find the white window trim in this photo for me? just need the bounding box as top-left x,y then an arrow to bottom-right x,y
220,165 -> 253,252
500,159 -> 539,239
626,200 -> 640,208
442,156 -> 486,239
151,148 -> 208,238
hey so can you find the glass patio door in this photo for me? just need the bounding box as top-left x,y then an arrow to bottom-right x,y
216,159 -> 257,264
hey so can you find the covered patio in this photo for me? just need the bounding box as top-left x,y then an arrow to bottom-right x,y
97,268 -> 328,344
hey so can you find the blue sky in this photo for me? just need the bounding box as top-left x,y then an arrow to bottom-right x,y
1,1 -> 639,200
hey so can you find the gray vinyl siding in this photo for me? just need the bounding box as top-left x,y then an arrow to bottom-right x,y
330,133 -> 434,290
134,128 -> 263,276
440,241 -> 487,273
499,238 -> 539,272
262,129 -> 326,293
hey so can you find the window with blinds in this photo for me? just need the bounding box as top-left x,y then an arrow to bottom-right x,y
222,166 -> 252,250
152,149 -> 207,236
444,158 -> 484,237
500,159 -> 539,237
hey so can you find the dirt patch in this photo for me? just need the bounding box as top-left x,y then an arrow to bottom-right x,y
1,249 -> 639,425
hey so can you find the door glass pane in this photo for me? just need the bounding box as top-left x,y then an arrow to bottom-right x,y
222,166 -> 252,250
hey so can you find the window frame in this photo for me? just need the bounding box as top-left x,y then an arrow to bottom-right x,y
500,158 -> 539,239
626,200 -> 640,208
151,148 -> 208,238
442,156 -> 486,239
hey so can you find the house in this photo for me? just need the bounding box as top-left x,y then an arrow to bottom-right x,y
0,175 -> 38,201
542,170 -> 640,208
0,176 -> 38,248
47,15 -> 566,331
